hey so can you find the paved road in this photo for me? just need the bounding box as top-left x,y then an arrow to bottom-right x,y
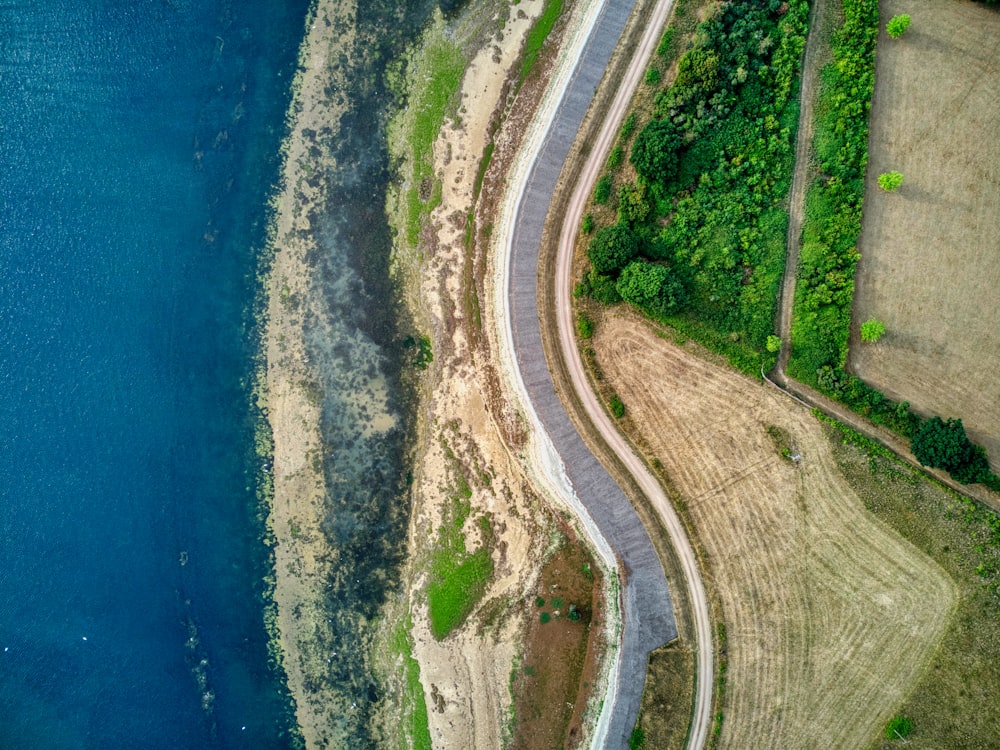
505,0 -> 711,747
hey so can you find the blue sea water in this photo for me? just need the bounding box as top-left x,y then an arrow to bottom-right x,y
0,1 -> 310,746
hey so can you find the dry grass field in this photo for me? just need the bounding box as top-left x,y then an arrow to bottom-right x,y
850,0 -> 1000,470
593,312 -> 957,749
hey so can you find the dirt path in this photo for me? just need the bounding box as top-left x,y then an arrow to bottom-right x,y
546,1 -> 715,747
775,0 -> 826,377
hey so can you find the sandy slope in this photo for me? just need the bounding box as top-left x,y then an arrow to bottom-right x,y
385,3 -> 564,748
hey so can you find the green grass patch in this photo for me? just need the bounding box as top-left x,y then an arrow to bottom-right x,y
883,715 -> 913,741
402,36 -> 465,247
427,496 -> 494,640
472,141 -> 495,201
518,0 -> 564,87
389,619 -> 432,750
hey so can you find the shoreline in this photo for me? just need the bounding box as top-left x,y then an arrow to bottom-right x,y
264,0 -> 625,746
261,1 -> 370,746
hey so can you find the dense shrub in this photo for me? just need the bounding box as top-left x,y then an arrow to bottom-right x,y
594,174 -> 612,204
587,224 -> 639,275
616,260 -> 687,317
630,118 -> 681,184
585,0 -> 810,372
911,417 -> 991,484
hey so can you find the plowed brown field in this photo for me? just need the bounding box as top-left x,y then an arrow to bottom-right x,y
850,0 -> 1000,470
593,312 -> 957,749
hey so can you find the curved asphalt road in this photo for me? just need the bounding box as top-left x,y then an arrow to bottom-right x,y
504,0 -> 709,747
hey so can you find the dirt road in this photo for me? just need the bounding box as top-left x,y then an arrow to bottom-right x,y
549,1 -> 714,748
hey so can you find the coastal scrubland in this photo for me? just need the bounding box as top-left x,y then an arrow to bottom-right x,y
578,0 -> 809,374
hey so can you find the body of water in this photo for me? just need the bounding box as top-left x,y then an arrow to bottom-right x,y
1,1 -> 308,746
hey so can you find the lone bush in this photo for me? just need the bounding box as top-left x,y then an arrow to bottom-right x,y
877,171 -> 904,191
594,174 -> 612,204
886,14 -> 911,38
860,318 -> 886,342
884,714 -> 913,739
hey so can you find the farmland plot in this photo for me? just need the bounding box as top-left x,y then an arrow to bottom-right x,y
593,312 -> 956,749
850,0 -> 1000,469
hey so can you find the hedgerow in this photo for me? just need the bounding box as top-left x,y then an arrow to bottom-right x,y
787,0 -> 878,384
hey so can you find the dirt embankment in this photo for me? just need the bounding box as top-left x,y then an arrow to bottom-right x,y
379,1 -> 614,748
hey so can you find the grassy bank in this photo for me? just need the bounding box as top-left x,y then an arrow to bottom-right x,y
827,420 -> 1000,749
391,28 -> 465,249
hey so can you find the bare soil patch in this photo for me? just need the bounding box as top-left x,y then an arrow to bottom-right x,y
592,311 -> 957,749
849,0 -> 1000,470
511,529 -> 604,750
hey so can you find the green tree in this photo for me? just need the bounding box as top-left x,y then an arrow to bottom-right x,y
860,318 -> 886,342
588,224 -> 639,275
630,119 -> 681,185
615,260 -> 687,316
911,416 -> 990,483
886,14 -> 911,38
877,171 -> 904,191
766,335 -> 782,353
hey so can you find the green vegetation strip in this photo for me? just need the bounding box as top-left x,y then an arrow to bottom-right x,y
519,0 -> 564,87
402,36 -> 465,247
579,0 -> 810,374
389,619 -> 432,750
787,0 -> 877,385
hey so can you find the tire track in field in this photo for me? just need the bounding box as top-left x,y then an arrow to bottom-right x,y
595,312 -> 957,749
